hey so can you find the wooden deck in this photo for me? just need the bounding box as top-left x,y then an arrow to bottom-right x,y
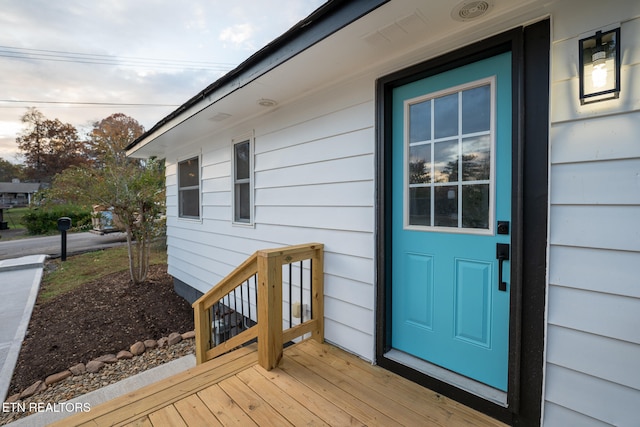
54,340 -> 508,427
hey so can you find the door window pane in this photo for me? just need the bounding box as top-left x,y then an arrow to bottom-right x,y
462,85 -> 491,134
409,144 -> 431,184
434,93 -> 458,139
409,100 -> 431,143
434,186 -> 458,227
434,140 -> 458,183
405,80 -> 493,232
462,184 -> 489,228
462,136 -> 490,181
409,187 -> 431,226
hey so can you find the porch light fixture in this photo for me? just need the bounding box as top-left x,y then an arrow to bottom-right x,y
579,28 -> 621,104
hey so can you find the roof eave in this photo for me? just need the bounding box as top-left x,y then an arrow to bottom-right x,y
126,0 -> 389,155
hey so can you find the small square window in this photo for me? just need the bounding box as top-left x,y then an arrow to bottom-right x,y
178,156 -> 200,219
233,139 -> 253,224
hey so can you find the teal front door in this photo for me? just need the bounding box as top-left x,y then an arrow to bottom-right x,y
390,53 -> 512,392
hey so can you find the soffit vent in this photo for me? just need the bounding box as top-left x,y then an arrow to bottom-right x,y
362,10 -> 427,46
208,112 -> 232,122
451,1 -> 494,22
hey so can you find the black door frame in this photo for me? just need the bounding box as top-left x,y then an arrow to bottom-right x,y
375,20 -> 549,426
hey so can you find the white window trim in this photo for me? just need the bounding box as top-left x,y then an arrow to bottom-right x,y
177,153 -> 202,222
232,132 -> 255,227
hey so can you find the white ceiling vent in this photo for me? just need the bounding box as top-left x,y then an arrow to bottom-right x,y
451,1 -> 494,22
208,112 -> 232,122
362,11 -> 427,46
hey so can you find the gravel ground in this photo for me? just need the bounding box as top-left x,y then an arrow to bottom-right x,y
0,339 -> 194,425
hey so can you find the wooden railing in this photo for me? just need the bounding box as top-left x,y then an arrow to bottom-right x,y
192,243 -> 324,370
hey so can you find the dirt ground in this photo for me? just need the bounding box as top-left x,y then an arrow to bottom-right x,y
7,264 -> 194,396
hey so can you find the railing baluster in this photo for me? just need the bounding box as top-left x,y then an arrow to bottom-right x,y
309,259 -> 313,319
288,263 -> 293,328
253,273 -> 258,322
299,260 -> 304,323
246,279 -> 251,324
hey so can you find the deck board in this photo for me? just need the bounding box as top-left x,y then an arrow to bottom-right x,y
173,394 -> 221,426
235,367 -> 329,426
147,405 -> 187,427
56,340 -> 509,427
252,365 -> 364,426
197,384 -> 258,426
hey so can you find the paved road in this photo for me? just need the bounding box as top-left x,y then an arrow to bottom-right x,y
0,231 -> 128,261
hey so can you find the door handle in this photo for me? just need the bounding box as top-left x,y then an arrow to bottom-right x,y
496,243 -> 510,292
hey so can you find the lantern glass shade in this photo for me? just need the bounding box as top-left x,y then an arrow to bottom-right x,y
579,28 -> 621,104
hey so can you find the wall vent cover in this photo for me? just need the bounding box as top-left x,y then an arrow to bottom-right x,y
451,1 -> 493,22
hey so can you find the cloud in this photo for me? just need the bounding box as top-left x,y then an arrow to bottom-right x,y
219,23 -> 257,50
0,0 -> 327,164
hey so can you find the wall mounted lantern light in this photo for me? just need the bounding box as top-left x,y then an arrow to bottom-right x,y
579,28 -> 621,105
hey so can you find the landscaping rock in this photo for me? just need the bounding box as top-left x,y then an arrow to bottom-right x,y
130,341 -> 146,356
95,354 -> 118,364
5,393 -> 21,403
157,337 -> 168,348
45,370 -> 72,386
117,350 -> 134,360
69,363 -> 86,376
86,360 -> 105,373
167,332 -> 182,345
144,339 -> 157,349
182,330 -> 195,340
20,380 -> 46,399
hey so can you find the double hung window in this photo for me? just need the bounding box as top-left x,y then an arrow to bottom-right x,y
233,137 -> 253,224
178,156 -> 200,219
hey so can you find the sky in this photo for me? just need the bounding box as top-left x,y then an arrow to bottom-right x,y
0,0 -> 326,164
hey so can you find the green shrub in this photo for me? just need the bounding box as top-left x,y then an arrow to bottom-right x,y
21,205 -> 93,235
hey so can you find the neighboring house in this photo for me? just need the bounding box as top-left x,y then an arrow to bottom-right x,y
0,179 -> 41,207
127,1 -> 639,425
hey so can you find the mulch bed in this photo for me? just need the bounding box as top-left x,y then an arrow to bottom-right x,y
7,263 -> 194,396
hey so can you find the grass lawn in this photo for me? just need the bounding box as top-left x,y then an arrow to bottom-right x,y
2,206 -> 28,230
40,244 -> 168,302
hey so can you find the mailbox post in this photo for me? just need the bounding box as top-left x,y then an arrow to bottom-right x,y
57,217 -> 72,261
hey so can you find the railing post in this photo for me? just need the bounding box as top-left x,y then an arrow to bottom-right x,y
311,246 -> 324,343
257,251 -> 283,370
193,301 -> 211,365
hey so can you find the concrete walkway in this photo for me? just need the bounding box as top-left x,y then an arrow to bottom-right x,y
8,354 -> 196,426
0,255 -> 46,403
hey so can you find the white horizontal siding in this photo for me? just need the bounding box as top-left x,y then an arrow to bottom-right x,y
550,205 -> 640,251
544,364 -> 640,426
255,154 -> 373,188
550,159 -> 640,205
547,286 -> 640,345
545,4 -> 640,426
550,112 -> 640,164
255,180 -> 373,207
256,117 -> 373,170
549,246 -> 640,298
162,74 -> 377,361
546,325 -> 640,390
543,402 -> 613,427
256,205 -> 373,232
324,317 -> 374,361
